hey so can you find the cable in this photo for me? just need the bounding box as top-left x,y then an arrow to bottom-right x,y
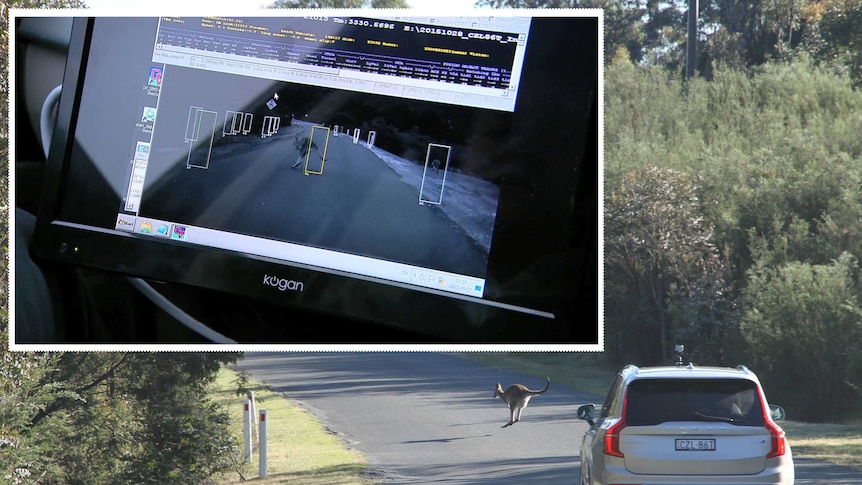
39,85 -> 236,344
127,277 -> 238,345
40,84 -> 63,159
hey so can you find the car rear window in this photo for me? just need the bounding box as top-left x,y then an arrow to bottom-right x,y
625,378 -> 765,426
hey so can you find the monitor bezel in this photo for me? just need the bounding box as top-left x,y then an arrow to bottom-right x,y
26,12 -> 602,348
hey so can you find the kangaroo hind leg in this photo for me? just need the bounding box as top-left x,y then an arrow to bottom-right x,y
502,408 -> 516,428
514,406 -> 523,423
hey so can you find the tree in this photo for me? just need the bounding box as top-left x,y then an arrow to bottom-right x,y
762,0 -> 807,56
802,0 -> 862,87
605,167 -> 730,365
700,0 -> 777,68
1,350 -> 240,484
118,353 -> 238,484
603,0 -> 651,64
741,254 -> 862,422
698,0 -> 823,73
0,346 -> 72,484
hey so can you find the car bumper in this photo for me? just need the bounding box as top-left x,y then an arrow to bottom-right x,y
596,454 -> 794,485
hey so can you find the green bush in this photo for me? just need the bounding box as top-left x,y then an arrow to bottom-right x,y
603,57 -> 862,421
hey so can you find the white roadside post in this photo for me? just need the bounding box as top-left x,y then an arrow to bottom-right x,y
247,391 -> 257,443
243,399 -> 252,462
259,410 -> 268,478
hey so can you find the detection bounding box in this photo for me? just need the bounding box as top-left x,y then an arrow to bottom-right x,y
185,106 -> 218,169
304,125 -> 331,176
419,143 -> 451,205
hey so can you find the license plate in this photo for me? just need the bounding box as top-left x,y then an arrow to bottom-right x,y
675,439 -> 716,451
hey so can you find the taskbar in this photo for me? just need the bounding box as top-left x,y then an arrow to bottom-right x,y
116,212 -> 486,299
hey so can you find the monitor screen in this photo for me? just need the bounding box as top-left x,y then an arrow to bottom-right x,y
29,11 -> 601,345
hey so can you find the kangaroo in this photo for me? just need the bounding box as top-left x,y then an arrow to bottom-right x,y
493,377 -> 550,428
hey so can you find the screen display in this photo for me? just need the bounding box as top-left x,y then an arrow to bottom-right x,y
32,12 -> 601,345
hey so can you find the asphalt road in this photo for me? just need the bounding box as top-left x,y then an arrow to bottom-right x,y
235,352 -> 597,483
235,352 -> 862,484
143,124 -> 488,277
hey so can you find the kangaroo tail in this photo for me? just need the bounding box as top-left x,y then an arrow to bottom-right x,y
533,377 -> 550,395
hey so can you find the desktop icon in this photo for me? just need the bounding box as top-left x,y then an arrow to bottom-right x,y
171,225 -> 187,240
142,107 -> 157,123
148,66 -> 163,86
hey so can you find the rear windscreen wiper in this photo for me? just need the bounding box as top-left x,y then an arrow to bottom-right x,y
694,411 -> 738,423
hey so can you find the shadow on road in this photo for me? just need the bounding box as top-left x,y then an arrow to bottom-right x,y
795,458 -> 862,484
390,455 -> 576,484
401,435 -> 492,444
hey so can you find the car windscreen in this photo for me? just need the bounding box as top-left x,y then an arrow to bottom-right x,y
625,378 -> 765,426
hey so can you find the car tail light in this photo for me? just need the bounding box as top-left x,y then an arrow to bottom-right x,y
759,389 -> 786,458
764,419 -> 786,458
603,390 -> 628,457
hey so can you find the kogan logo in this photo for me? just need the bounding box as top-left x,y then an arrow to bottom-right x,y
263,274 -> 305,292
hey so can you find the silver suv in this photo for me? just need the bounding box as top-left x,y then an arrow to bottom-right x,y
577,363 -> 794,484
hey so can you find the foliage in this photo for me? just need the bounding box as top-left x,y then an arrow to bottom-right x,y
741,254 -> 862,421
801,0 -> 862,87
605,57 -> 862,265
0,349 -> 241,484
699,0 -> 782,68
603,54 -> 862,421
605,166 -> 729,365
697,0 -> 862,85
0,346 -> 70,484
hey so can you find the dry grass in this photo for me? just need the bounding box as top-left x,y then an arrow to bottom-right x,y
782,420 -> 862,470
207,367 -> 373,484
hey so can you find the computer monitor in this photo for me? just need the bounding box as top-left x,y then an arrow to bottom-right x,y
29,11 -> 601,345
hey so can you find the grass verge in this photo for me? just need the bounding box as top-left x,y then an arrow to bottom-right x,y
207,366 -> 373,484
782,420 -> 862,470
461,352 -> 862,471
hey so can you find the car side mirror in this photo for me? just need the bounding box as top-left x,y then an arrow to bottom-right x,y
769,405 -> 786,421
577,404 -> 596,426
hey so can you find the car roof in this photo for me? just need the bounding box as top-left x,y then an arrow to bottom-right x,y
622,364 -> 761,382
